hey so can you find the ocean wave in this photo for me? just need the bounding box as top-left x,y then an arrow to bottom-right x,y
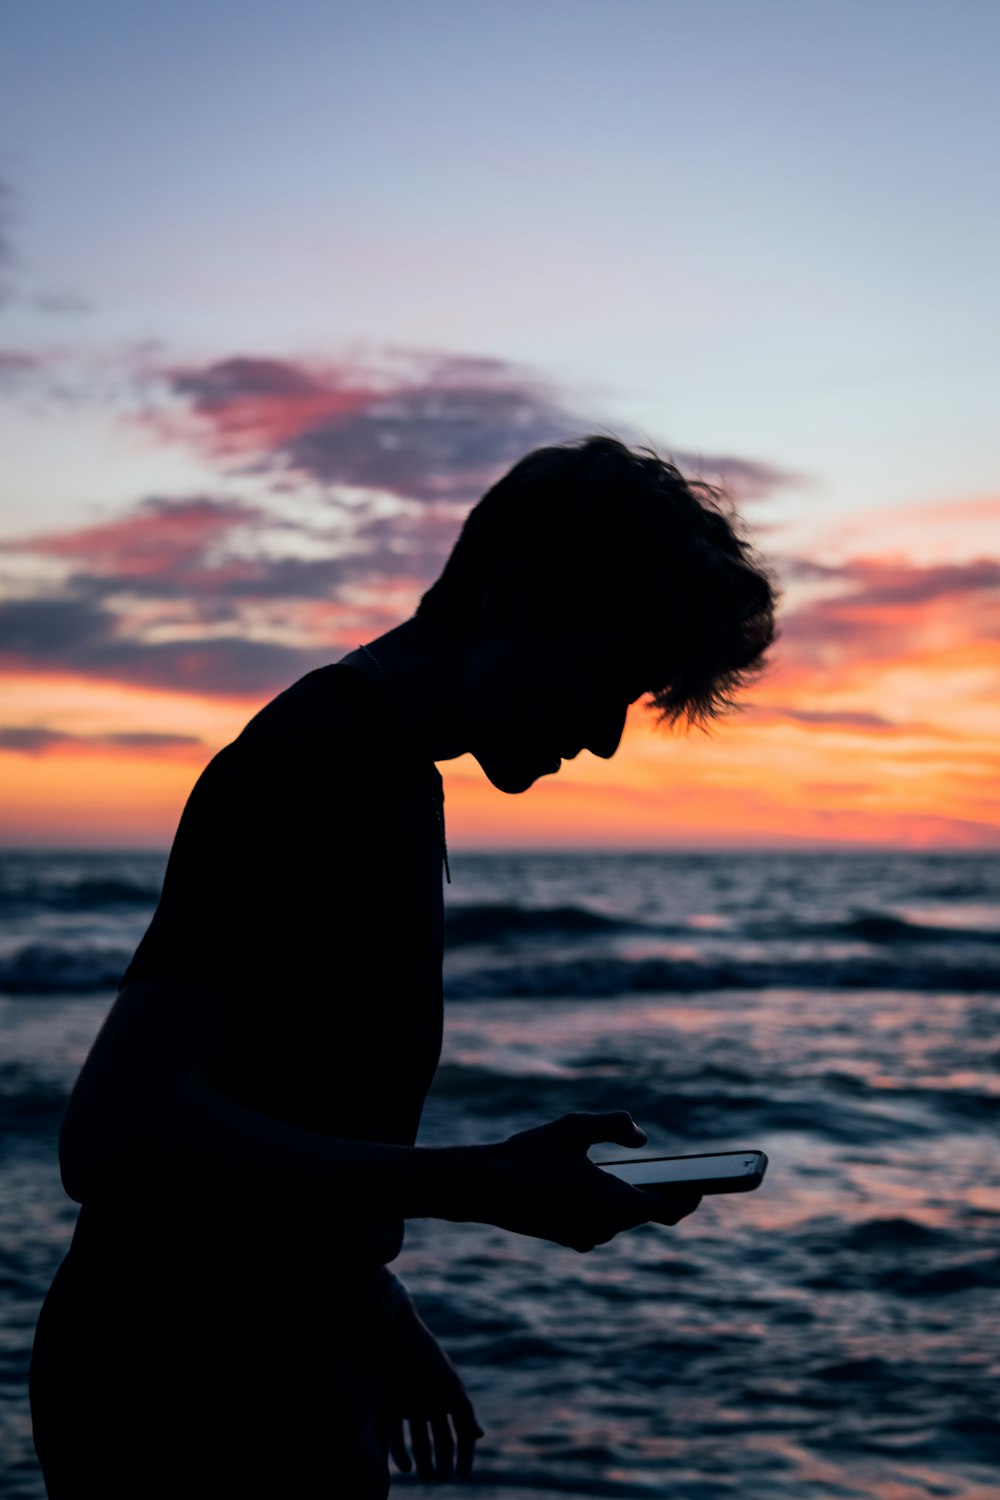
426,1066 -> 959,1145
0,1062 -> 68,1128
0,943 -> 128,995
444,951 -> 1000,998
839,1218 -> 948,1249
0,874 -> 161,918
445,903 -> 643,946
444,901 -> 1000,948
392,1467 -> 660,1497
639,1089 -> 921,1144
833,913 -> 1000,944
790,1214 -> 1000,1300
5,935 -> 998,997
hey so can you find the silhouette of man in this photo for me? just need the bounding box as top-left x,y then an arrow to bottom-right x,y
30,437 -> 775,1497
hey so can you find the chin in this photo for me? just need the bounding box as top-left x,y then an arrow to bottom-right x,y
478,754 -> 558,795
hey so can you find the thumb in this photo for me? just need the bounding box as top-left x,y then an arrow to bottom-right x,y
552,1110 -> 647,1150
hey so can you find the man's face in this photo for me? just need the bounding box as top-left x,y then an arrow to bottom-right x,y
461,621 -> 648,794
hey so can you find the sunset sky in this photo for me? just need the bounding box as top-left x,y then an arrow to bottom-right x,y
1,0 -> 997,850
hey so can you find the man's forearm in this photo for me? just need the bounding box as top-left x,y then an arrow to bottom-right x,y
61,1064 -> 486,1221
59,984 -> 677,1251
59,977 -> 491,1221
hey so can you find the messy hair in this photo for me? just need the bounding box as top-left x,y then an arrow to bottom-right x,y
417,435 -> 777,725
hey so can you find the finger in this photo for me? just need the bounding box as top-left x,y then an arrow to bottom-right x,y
409,1417 -> 434,1483
554,1110 -> 647,1150
431,1413 -> 456,1481
388,1415 -> 411,1474
644,1191 -> 702,1225
454,1401 -> 484,1480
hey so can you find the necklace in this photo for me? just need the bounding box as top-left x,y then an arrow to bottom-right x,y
359,643 -> 451,884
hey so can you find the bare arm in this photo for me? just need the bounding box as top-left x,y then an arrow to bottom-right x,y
60,977 -> 698,1250
59,977 -> 481,1217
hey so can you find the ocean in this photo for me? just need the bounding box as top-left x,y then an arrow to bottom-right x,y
1,849 -> 998,1498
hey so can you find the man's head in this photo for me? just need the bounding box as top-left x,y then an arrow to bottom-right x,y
417,435 -> 777,792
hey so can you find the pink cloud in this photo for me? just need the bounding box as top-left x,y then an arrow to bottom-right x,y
781,554 -> 1000,663
168,356 -> 379,454
157,349 -> 795,506
0,726 -> 204,755
747,705 -> 902,731
13,496 -> 262,582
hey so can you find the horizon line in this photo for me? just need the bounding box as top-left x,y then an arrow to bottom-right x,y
1,842 -> 997,858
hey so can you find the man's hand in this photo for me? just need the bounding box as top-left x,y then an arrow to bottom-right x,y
475,1111 -> 701,1252
382,1298 -> 484,1482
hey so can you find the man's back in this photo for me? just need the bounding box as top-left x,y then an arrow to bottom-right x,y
124,662 -> 445,1144
31,663 -> 447,1498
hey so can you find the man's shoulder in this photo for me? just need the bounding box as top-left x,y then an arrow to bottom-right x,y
183,666 -> 390,813
243,663 -> 387,740
226,664 -> 395,765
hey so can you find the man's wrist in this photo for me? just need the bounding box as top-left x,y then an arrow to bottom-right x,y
419,1143 -> 495,1224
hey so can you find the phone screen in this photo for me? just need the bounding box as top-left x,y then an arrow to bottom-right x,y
595,1150 -> 767,1193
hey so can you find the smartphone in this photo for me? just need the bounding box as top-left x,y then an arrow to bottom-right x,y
594,1149 -> 768,1196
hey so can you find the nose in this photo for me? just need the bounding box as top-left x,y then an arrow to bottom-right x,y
585,702 -> 629,760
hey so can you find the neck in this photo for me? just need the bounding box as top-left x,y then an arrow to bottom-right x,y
341,616 -> 470,763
